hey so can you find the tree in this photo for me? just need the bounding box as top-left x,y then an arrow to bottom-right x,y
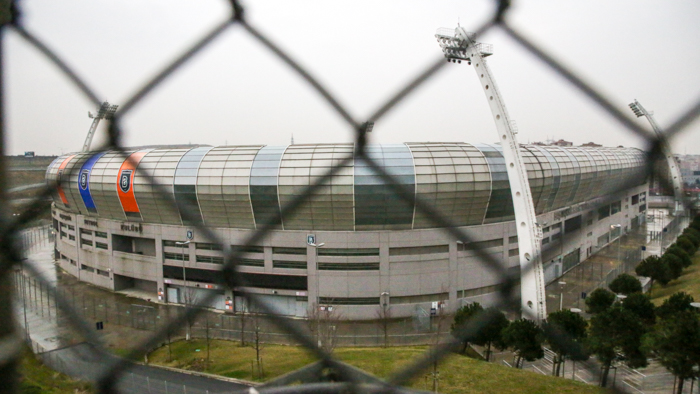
635,255 -> 670,293
501,319 -> 544,369
587,305 -> 648,387
585,288 -> 615,314
472,307 -> 509,362
621,293 -> 656,326
662,253 -> 684,281
451,302 -> 483,354
682,227 -> 700,247
645,311 -> 700,394
675,236 -> 696,255
544,310 -> 588,376
656,292 -> 697,320
608,273 -> 642,295
665,245 -> 692,269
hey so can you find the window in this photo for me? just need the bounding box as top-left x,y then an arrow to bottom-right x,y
196,242 -> 223,251
68,235 -> 75,241
610,201 -> 622,215
318,262 -> 379,271
542,226 -> 550,233
551,223 -> 562,230
318,248 -> 379,256
80,264 -> 94,273
273,260 -> 307,269
163,240 -> 181,248
95,231 -> 108,238
457,239 -> 503,251
508,236 -> 518,244
639,204 -> 646,213
564,215 -> 582,233
96,268 -> 109,277
196,255 -> 224,264
391,293 -> 448,305
458,285 -> 500,298
80,238 -> 93,247
272,247 -> 306,255
552,233 -> 561,241
320,297 -> 379,305
390,245 -> 448,256
67,225 -> 75,231
79,229 -> 93,236
96,242 -> 108,250
542,237 -> 550,245
598,204 -> 611,219
238,258 -> 264,267
508,248 -> 519,257
164,252 -> 189,261
631,194 -> 639,205
233,245 -> 265,254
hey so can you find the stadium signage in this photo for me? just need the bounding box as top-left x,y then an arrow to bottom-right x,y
120,223 -> 143,233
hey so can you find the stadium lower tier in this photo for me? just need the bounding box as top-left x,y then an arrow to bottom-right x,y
52,185 -> 647,320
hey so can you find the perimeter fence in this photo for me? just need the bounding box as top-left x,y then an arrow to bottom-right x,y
2,0 -> 700,393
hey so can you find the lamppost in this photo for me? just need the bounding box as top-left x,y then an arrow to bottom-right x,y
309,241 -> 325,347
611,224 -> 622,272
175,240 -> 191,340
558,281 -> 567,311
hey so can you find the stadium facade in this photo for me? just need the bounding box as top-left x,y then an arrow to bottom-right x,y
47,143 -> 648,319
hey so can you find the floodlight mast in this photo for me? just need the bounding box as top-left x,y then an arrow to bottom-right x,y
629,100 -> 684,214
82,101 -> 118,152
436,27 -> 547,323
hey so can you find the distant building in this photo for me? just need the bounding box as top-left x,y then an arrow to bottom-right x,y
551,139 -> 573,147
580,142 -> 602,148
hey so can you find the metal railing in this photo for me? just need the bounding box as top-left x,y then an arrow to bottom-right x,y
2,1 -> 700,393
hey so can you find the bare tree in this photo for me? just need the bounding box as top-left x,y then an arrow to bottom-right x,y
309,301 -> 342,353
182,286 -> 198,341
428,293 -> 449,393
251,313 -> 265,379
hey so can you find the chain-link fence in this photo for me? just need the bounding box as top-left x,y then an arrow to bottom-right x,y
3,0 -> 700,393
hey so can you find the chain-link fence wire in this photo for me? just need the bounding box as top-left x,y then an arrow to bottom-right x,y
3,0 -> 700,392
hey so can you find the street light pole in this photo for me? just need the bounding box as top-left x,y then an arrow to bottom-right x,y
611,224 -> 622,273
176,240 -> 191,340
558,281 -> 567,311
309,242 -> 325,348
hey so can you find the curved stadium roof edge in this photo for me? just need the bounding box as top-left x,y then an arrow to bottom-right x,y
47,142 -> 647,231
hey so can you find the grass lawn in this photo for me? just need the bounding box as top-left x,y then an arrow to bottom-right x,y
649,251 -> 700,305
19,347 -> 92,393
149,340 -> 608,393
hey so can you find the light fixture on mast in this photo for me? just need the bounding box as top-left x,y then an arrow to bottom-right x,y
82,101 -> 119,152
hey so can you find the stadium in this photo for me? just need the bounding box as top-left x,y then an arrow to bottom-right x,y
47,142 -> 647,320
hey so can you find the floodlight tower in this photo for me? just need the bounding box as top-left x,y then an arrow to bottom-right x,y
629,100 -> 684,214
82,101 -> 118,152
436,26 -> 546,323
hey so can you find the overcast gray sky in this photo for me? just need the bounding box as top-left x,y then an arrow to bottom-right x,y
6,1 -> 700,156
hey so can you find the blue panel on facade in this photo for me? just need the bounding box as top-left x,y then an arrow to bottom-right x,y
78,152 -> 106,214
250,146 -> 286,227
174,147 -> 213,226
474,144 -> 515,220
354,144 -> 415,227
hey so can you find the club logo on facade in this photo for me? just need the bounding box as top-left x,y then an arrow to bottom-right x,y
80,169 -> 89,190
119,170 -> 132,193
